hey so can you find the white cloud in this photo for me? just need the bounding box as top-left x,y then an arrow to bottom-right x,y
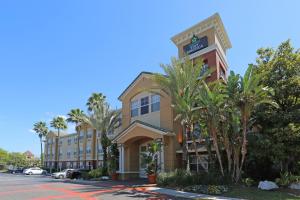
28,129 -> 35,133
57,115 -> 67,120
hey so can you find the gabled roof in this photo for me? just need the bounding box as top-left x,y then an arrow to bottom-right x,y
118,71 -> 154,101
112,120 -> 174,143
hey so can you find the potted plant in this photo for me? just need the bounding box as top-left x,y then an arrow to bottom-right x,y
108,143 -> 119,180
141,140 -> 162,184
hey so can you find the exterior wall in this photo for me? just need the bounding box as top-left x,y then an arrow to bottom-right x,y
177,28 -> 216,58
130,91 -> 161,127
121,75 -> 158,129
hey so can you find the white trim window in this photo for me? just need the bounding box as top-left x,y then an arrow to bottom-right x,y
87,129 -> 93,139
67,151 -> 71,159
151,94 -> 160,112
140,96 -> 149,115
131,100 -> 139,117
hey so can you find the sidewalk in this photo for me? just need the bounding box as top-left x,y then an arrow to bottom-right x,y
138,186 -> 243,200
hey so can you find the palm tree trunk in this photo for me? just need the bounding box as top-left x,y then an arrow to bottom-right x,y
237,115 -> 248,182
209,123 -> 224,176
77,125 -> 80,169
224,133 -> 232,173
57,128 -> 60,171
40,137 -> 43,167
183,125 -> 190,171
96,132 -> 99,168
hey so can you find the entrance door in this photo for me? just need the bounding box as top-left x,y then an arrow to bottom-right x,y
139,143 -> 148,178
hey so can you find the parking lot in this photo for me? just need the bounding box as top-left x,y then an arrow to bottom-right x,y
0,173 -> 184,200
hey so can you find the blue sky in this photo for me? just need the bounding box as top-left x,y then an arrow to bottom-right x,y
0,0 -> 299,156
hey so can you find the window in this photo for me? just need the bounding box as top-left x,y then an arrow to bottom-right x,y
200,60 -> 209,77
140,96 -> 149,115
151,95 -> 160,112
87,130 -> 93,139
68,139 -> 72,145
86,147 -> 91,154
79,131 -> 84,142
131,100 -> 139,117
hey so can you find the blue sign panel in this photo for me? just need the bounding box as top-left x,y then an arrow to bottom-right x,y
183,36 -> 208,55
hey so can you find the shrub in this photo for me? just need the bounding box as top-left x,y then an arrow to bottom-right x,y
184,185 -> 229,195
157,169 -> 195,187
88,168 -> 102,179
81,171 -> 90,180
157,169 -> 231,188
242,178 -> 255,187
275,172 -> 300,187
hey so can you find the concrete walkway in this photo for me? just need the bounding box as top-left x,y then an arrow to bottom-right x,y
144,186 -> 243,200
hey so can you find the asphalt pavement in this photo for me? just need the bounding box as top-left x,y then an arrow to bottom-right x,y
0,173 -> 187,200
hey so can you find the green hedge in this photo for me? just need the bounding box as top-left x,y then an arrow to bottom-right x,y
157,169 -> 231,187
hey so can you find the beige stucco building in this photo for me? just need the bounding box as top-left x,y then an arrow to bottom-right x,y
114,13 -> 231,179
44,13 -> 231,179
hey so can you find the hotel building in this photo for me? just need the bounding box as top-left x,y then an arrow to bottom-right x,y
44,13 -> 231,179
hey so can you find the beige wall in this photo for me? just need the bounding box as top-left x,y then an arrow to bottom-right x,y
177,28 -> 216,58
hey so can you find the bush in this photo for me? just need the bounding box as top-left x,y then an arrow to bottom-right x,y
157,169 -> 231,188
242,178 -> 255,187
184,185 -> 229,195
81,171 -> 90,180
157,169 -> 195,187
88,168 -> 102,179
275,172 -> 300,187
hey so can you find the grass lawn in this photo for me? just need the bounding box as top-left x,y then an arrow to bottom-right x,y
223,186 -> 300,200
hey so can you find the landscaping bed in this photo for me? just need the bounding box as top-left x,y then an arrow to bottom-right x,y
224,186 -> 300,200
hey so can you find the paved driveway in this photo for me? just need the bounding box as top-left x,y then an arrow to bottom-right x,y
0,173 -> 185,200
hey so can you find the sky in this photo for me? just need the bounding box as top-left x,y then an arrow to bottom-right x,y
0,0 -> 299,156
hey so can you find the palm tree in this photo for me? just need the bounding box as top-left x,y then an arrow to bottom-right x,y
84,93 -> 120,173
153,57 -> 207,171
235,64 -> 277,181
86,93 -> 106,112
33,121 -> 49,167
67,109 -> 86,169
50,116 -> 67,171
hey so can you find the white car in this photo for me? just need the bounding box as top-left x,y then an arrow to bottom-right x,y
51,169 -> 74,179
23,167 -> 44,175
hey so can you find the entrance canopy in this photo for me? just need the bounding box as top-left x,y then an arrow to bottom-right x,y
113,120 -> 174,144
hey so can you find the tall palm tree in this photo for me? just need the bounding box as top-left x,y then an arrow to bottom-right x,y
153,57 -> 207,171
236,64 -> 277,181
33,121 -> 49,167
85,93 -> 106,169
84,94 -> 120,173
50,116 -> 67,170
67,109 -> 86,169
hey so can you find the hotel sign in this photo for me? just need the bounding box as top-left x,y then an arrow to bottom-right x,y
183,35 -> 208,55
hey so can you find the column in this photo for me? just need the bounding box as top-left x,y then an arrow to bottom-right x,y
160,143 -> 164,172
118,144 -> 124,173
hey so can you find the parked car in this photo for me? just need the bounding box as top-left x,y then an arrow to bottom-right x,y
9,168 -> 24,174
51,169 -> 74,179
68,169 -> 90,179
23,167 -> 45,175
